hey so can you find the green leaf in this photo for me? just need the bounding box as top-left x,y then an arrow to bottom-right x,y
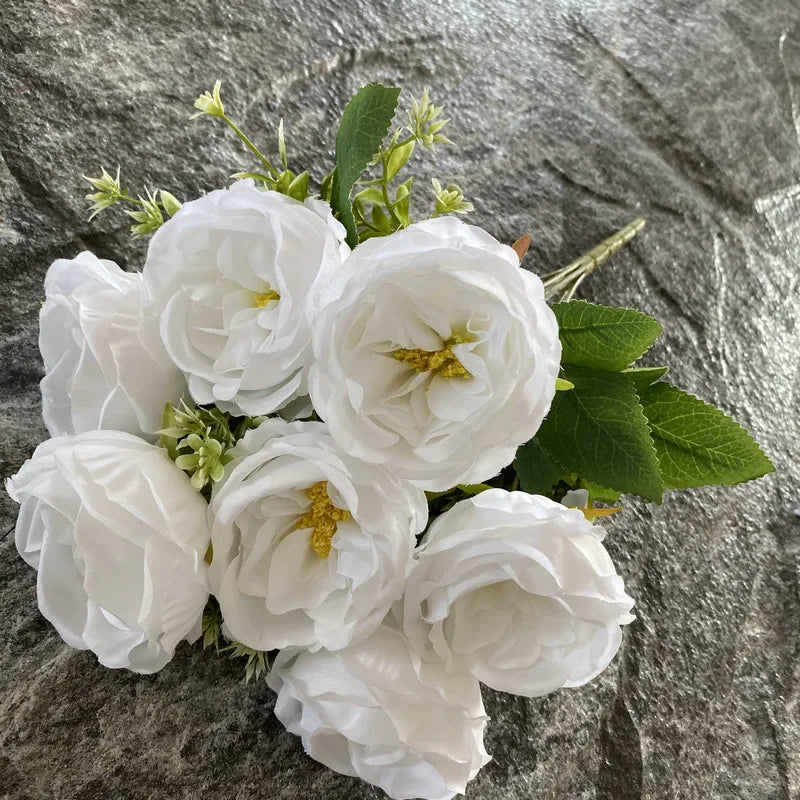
393,177 -> 412,227
287,171 -> 309,201
537,365 -> 664,502
385,139 -> 415,181
353,186 -> 386,207
580,480 -> 622,504
371,204 -> 392,232
513,437 -> 564,494
159,403 -> 181,460
159,190 -> 182,217
639,382 -> 774,489
331,84 -> 401,247
456,483 -> 494,495
201,601 -> 222,652
230,170 -> 273,183
623,366 -> 668,393
320,170 -> 334,203
552,300 -> 662,371
277,118 -> 288,169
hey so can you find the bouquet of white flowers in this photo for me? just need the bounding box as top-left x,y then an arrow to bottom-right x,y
6,83 -> 773,800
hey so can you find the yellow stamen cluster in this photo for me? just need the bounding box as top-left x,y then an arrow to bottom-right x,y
295,481 -> 350,557
252,288 -> 280,307
392,333 -> 471,379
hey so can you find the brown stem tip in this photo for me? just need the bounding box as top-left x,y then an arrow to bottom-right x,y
512,234 -> 532,262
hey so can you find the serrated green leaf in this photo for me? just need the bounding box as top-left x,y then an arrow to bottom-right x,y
513,436 -> 564,495
639,382 -> 774,489
580,480 -> 622,504
552,300 -> 662,371
331,84 -> 401,247
623,366 -> 668,393
537,365 -> 664,502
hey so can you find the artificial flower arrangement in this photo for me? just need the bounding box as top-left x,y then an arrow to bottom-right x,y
7,83 -> 774,800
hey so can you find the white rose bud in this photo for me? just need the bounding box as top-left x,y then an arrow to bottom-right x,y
143,180 -> 348,418
402,489 -> 635,696
308,216 -> 561,491
7,431 -> 210,673
208,419 -> 427,652
39,252 -> 187,438
267,623 -> 491,800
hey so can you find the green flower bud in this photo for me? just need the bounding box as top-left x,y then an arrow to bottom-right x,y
191,80 -> 225,119
287,170 -> 310,201
432,178 -> 473,217
159,190 -> 182,217
126,188 -> 164,237
84,166 -> 125,219
408,88 -> 451,149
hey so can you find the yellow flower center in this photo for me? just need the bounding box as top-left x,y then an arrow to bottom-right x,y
392,333 -> 471,379
252,287 -> 280,307
295,481 -> 350,557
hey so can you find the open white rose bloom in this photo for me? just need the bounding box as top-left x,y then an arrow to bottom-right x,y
7,431 -> 210,673
402,490 -> 636,696
208,419 -> 427,651
39,251 -> 187,438
309,216 -> 561,490
143,180 -> 348,418
267,624 -> 490,800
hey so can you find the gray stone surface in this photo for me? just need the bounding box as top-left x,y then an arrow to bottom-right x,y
1,1 -> 798,798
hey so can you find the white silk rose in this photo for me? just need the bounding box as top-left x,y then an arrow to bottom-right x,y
402,489 -> 635,696
208,419 -> 427,652
267,623 -> 490,800
39,252 -> 187,438
6,431 -> 210,673
308,216 -> 561,490
143,180 -> 348,418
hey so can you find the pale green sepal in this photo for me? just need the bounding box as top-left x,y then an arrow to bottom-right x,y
159,190 -> 182,217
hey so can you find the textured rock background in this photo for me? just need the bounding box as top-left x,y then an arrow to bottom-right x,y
1,1 -> 798,798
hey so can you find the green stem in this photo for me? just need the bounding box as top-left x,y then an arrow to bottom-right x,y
542,218 -> 646,301
221,114 -> 280,178
378,148 -> 400,226
358,218 -> 382,234
117,192 -> 152,207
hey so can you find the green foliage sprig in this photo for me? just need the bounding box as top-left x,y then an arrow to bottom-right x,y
514,300 -> 774,504
201,598 -> 270,683
159,401 -> 259,495
334,85 -> 471,244
192,81 -> 310,201
84,167 -> 182,236
84,83 -> 471,244
329,83 -> 402,246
